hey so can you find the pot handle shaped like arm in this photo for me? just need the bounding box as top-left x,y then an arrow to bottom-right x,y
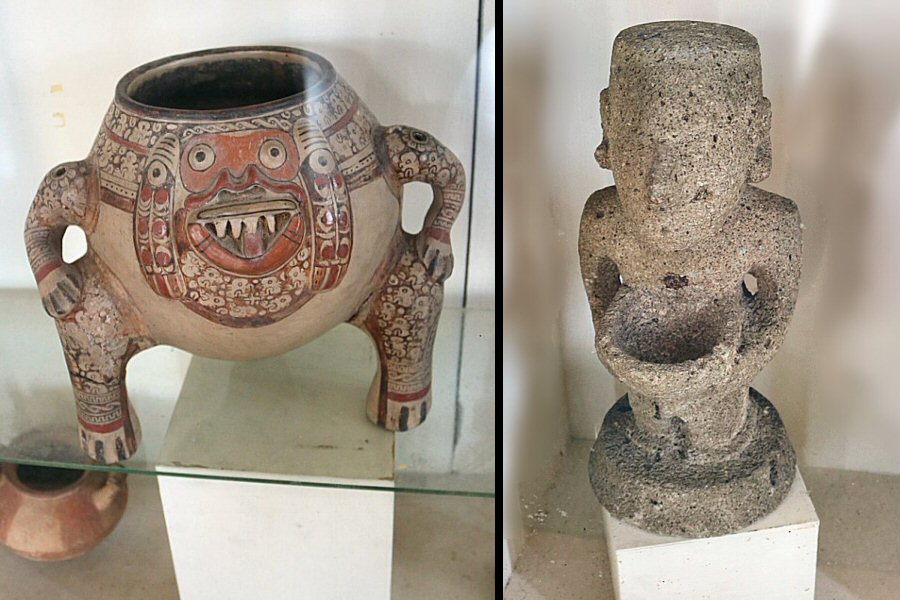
24,161 -> 92,319
375,126 -> 467,283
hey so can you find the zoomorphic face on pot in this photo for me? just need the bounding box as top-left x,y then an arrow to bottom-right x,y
180,129 -> 307,271
118,49 -> 354,327
594,21 -> 773,251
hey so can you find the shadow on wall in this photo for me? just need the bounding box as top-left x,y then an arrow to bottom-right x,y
749,25 -> 850,471
775,21 -> 900,474
753,6 -> 900,477
760,34 -> 870,466
503,36 -> 569,537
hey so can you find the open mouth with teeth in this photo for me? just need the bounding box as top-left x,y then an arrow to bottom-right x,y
197,192 -> 296,259
184,184 -> 307,275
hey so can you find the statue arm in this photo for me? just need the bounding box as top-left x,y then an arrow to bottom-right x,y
735,198 -> 802,374
579,188 -> 623,324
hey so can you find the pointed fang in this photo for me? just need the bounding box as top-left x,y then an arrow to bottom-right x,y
229,219 -> 243,239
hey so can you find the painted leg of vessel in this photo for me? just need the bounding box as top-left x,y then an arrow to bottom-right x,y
356,236 -> 443,431
54,258 -> 152,464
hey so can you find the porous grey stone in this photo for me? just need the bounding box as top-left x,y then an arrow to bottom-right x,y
579,20 -> 802,538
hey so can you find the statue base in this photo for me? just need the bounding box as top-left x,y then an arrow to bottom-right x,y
601,467 -> 818,599
589,388 -> 796,537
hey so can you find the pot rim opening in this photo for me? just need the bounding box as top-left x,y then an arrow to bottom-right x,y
115,46 -> 337,121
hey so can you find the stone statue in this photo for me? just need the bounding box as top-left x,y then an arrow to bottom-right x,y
579,21 -> 802,537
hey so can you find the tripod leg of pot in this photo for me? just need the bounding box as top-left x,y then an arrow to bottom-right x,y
357,236 -> 443,432
375,125 -> 466,284
54,261 -> 152,464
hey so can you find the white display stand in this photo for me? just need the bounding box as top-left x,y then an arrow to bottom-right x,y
156,326 -> 395,600
603,468 -> 819,600
157,475 -> 393,600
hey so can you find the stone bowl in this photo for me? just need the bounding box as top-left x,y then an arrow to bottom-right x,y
595,287 -> 743,400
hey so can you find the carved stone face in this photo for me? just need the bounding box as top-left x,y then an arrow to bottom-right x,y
595,21 -> 772,252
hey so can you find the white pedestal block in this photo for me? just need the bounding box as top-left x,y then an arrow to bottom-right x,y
156,326 -> 396,600
157,475 -> 394,600
603,468 -> 819,600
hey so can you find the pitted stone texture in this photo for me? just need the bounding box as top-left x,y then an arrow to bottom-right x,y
595,21 -> 772,254
580,21 -> 802,537
582,185 -> 801,396
589,390 -> 795,537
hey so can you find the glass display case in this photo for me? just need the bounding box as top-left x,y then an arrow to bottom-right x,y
0,290 -> 494,498
0,0 -> 494,597
0,290 -> 495,597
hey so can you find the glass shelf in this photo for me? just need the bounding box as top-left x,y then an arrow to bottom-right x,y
0,289 -> 494,497
0,471 -> 494,599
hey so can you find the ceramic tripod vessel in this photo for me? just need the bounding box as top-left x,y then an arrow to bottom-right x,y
24,47 -> 466,464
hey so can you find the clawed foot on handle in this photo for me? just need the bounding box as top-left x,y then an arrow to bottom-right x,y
39,263 -> 83,318
418,228 -> 453,282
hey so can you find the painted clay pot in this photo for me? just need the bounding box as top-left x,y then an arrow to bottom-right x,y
0,428 -> 127,560
24,47 -> 466,464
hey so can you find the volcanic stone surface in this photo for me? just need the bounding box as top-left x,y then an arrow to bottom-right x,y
579,20 -> 802,538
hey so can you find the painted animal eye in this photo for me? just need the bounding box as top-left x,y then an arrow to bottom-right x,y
308,148 -> 335,174
259,139 -> 288,169
188,144 -> 216,171
147,160 -> 167,186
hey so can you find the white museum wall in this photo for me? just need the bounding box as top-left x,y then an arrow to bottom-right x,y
466,0 -> 497,311
504,0 -> 900,525
0,0 -> 495,308
503,2 -> 569,585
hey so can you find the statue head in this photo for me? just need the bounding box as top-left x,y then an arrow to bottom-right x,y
595,21 -> 771,252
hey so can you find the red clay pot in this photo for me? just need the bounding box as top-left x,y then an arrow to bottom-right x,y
0,430 -> 127,561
